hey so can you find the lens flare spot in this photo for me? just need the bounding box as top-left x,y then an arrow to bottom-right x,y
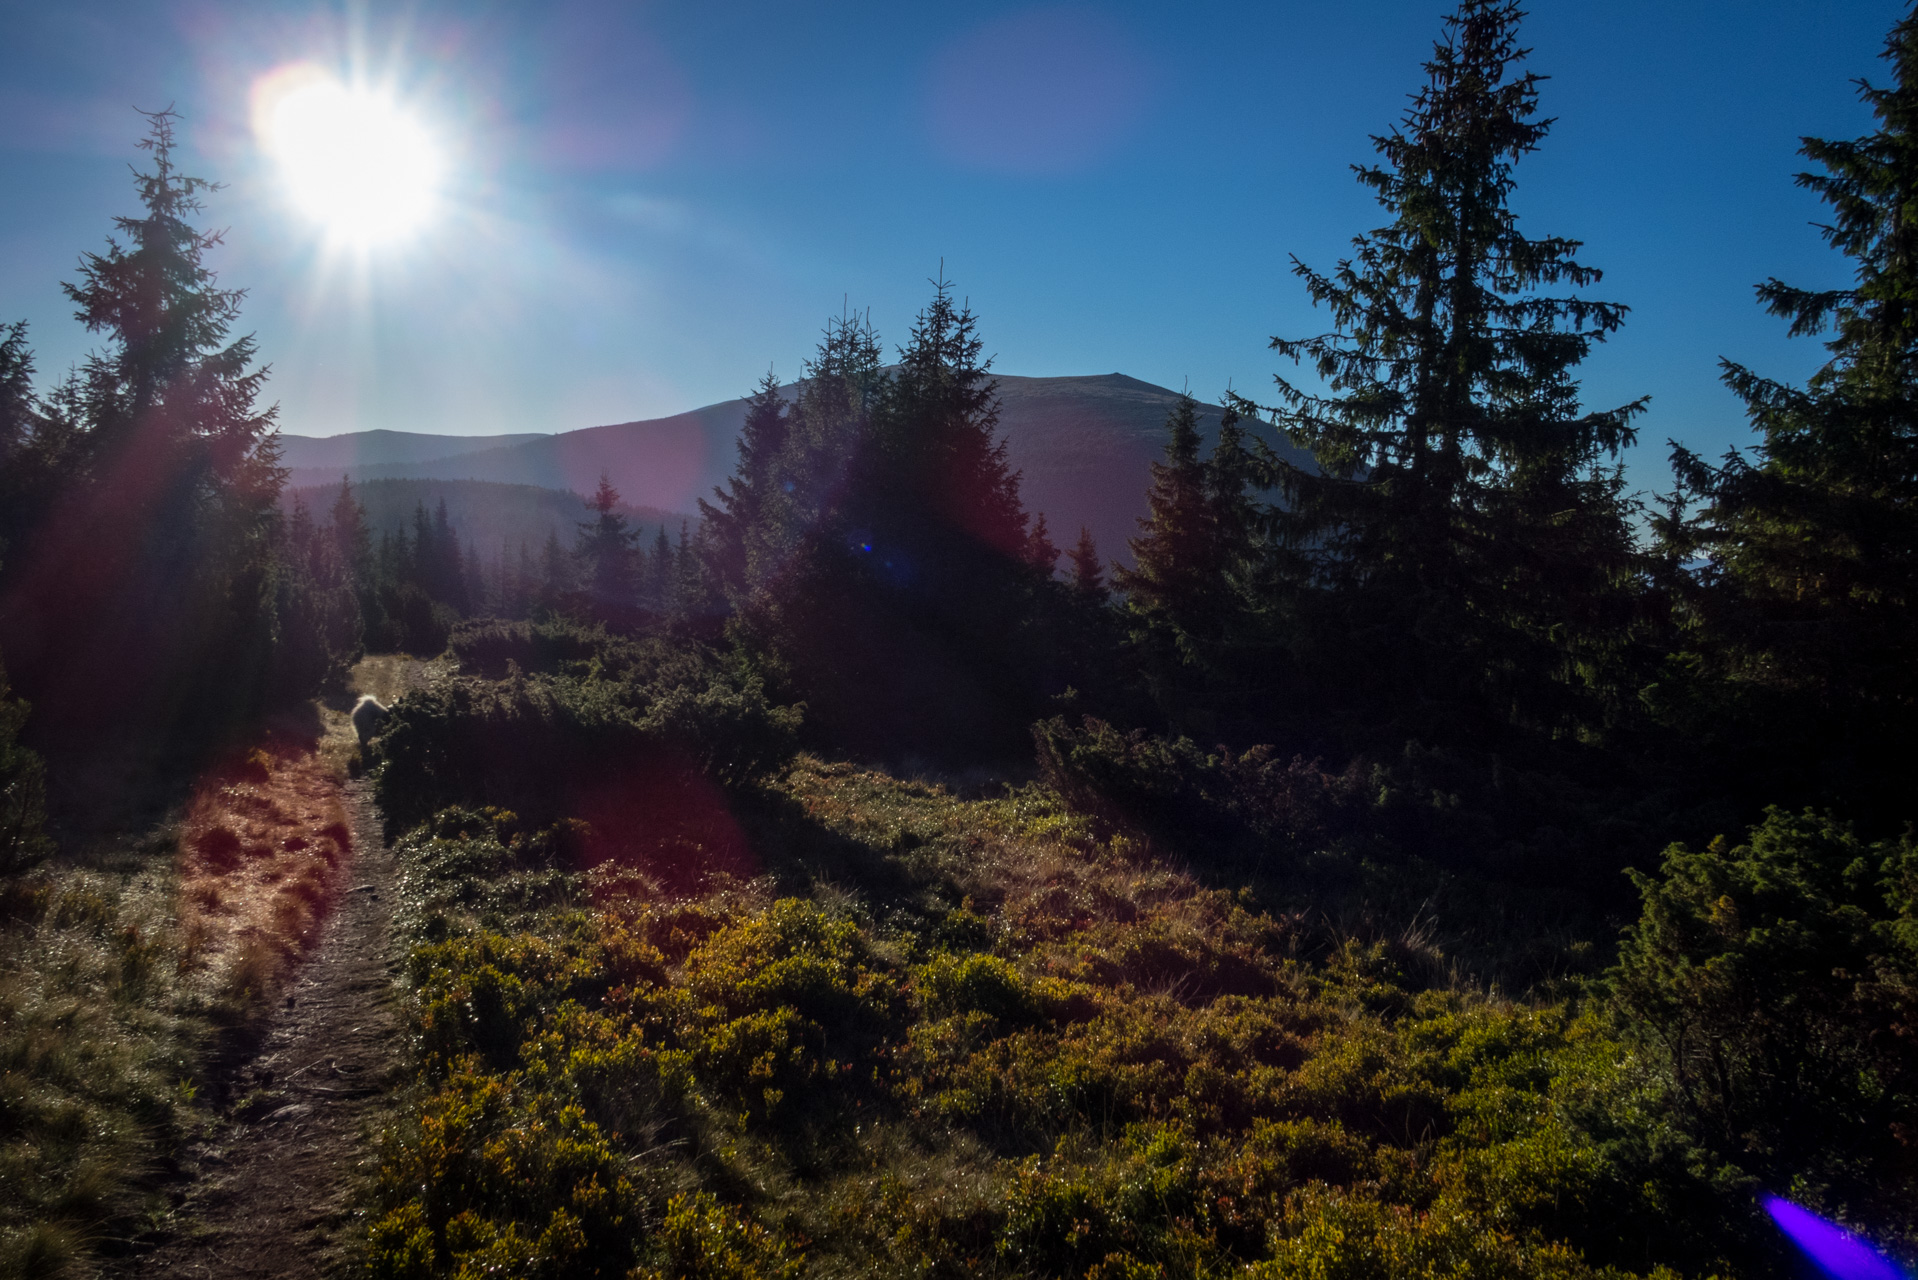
1764,1198 -> 1908,1280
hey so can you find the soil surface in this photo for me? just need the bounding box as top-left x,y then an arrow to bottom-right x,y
111,656 -> 434,1279
115,776 -> 402,1278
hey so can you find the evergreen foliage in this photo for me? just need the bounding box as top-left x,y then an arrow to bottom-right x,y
716,286 -> 1059,758
1611,809 -> 1918,1242
1116,395 -> 1264,733
0,658 -> 52,875
1067,525 -> 1106,604
1241,0 -> 1648,747
575,473 -> 639,616
1661,10 -> 1918,817
699,371 -> 790,603
7,12 -> 1918,1278
0,109 -> 332,764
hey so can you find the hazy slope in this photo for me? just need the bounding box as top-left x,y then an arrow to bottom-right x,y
279,429 -> 551,473
282,375 -> 1310,568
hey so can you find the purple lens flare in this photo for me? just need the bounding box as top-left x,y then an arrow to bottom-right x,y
1763,1198 -> 1909,1280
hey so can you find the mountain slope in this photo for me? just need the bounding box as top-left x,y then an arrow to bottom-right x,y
281,375 -> 1309,568
279,430 -> 551,474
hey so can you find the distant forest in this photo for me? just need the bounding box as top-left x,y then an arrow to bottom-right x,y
283,477 -> 688,556
1,2 -> 1915,1278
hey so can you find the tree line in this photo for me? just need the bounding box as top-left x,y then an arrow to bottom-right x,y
1,4 -> 1914,827
0,7 -> 1910,834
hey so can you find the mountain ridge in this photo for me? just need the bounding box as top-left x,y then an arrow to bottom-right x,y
281,374 -> 1309,567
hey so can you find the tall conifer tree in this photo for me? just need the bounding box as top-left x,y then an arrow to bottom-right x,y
1068,527 -> 1107,605
0,109 -> 289,745
576,473 -> 638,613
1669,9 -> 1918,752
1245,0 -> 1645,743
699,372 -> 789,601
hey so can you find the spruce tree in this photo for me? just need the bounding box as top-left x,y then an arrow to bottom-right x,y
1668,8 -> 1918,782
1068,526 -> 1107,605
1115,394 -> 1234,729
435,499 -> 467,612
866,278 -> 1027,565
575,473 -> 637,613
465,537 -> 486,615
515,541 -> 537,619
717,284 -> 1045,756
745,311 -> 885,604
0,322 -> 41,559
538,528 -> 573,614
699,372 -> 788,601
330,477 -> 371,578
1025,512 -> 1061,576
646,525 -> 673,613
1245,0 -> 1645,744
1,108 -> 289,746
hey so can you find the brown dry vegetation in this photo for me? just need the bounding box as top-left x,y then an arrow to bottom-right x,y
175,731 -> 355,1043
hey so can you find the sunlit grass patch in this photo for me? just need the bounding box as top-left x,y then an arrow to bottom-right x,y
175,729 -> 354,1027
0,862 -> 196,1275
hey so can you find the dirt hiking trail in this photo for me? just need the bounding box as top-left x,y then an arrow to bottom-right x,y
115,658 -> 430,1279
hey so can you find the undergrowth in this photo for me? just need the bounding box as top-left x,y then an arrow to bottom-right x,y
364,758 -> 1789,1280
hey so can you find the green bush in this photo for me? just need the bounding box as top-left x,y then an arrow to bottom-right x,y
373,659 -> 800,843
1610,808 -> 1918,1246
448,617 -> 618,680
1032,714 -> 1364,852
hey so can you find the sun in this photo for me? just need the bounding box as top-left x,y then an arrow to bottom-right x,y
253,66 -> 443,246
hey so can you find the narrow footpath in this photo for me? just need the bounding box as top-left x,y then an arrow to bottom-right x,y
115,657 -> 431,1279
125,777 -> 401,1278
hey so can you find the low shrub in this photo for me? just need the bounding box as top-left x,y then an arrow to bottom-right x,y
372,658 -> 801,844
365,763 -> 1772,1280
448,617 -> 620,680
1610,807 -> 1918,1246
1032,714 -> 1364,854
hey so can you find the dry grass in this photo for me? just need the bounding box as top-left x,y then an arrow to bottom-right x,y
0,858 -> 191,1278
174,731 -> 354,1015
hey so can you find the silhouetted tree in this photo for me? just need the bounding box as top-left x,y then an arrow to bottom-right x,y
1025,512 -> 1060,576
1662,8 -> 1918,816
1068,527 -> 1107,605
700,372 -> 788,602
1242,0 -> 1646,747
0,108 -> 295,752
1116,395 -> 1234,729
538,528 -> 572,614
575,473 -> 638,614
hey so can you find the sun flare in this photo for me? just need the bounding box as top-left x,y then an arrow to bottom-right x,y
253,66 -> 443,246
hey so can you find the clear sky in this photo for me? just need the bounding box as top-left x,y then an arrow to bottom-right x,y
0,0 -> 1903,494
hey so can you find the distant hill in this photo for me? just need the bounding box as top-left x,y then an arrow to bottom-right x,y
283,478 -> 693,559
279,430 -> 551,474
280,374 -> 1311,568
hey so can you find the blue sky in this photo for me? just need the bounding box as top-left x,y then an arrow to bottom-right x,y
0,0 -> 1902,493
